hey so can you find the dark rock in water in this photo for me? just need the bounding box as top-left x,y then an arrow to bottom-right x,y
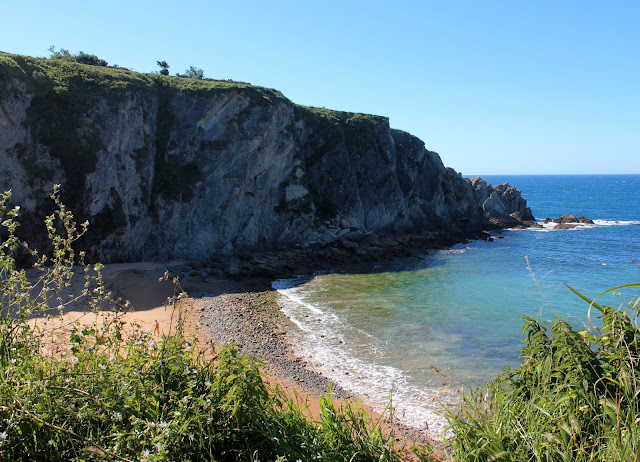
552,214 -> 594,229
553,214 -> 593,224
554,214 -> 580,224
480,231 -> 492,241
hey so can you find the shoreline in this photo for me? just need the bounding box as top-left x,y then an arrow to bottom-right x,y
188,275 -> 439,447
24,262 -> 448,457
27,260 -> 442,448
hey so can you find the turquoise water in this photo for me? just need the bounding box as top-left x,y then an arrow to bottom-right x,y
274,175 -> 640,437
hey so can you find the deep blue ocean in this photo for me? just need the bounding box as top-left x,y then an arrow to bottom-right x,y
274,175 -> 640,437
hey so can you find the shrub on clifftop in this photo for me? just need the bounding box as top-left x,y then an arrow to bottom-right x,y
48,46 -> 109,67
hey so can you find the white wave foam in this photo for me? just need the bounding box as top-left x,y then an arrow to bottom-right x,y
273,278 -> 454,439
569,223 -> 596,230
522,218 -> 639,232
441,245 -> 478,254
593,219 -> 640,226
441,248 -> 468,254
518,221 -> 556,232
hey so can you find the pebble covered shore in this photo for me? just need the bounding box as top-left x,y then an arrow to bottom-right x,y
189,276 -> 433,445
195,277 -> 352,399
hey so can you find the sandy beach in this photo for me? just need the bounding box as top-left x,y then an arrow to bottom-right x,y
28,261 -> 435,449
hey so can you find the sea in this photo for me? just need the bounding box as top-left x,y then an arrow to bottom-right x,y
272,175 -> 640,438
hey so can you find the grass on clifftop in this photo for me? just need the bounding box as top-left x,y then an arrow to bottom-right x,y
0,187 -> 435,461
0,51 -> 381,124
0,51 -> 289,102
304,106 -> 389,125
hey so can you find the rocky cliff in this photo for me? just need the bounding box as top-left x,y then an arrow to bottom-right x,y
0,52 -> 534,266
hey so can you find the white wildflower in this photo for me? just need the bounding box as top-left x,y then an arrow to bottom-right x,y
114,412 -> 122,421
0,431 -> 7,440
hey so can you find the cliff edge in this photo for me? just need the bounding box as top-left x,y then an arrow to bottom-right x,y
0,52 -> 534,266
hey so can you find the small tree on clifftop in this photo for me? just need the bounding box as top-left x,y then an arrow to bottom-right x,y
157,60 -> 170,75
183,66 -> 205,79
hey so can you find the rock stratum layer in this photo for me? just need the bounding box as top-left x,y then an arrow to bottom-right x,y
0,52 -> 534,264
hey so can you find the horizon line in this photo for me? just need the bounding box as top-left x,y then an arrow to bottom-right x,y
464,173 -> 640,177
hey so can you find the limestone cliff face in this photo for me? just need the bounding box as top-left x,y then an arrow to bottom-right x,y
0,53 -> 534,262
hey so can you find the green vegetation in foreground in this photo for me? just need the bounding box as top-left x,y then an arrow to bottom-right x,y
447,284 -> 640,461
0,187 -> 435,461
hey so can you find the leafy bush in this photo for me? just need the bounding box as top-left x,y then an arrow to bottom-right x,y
178,66 -> 205,80
74,52 -> 109,67
446,284 -> 640,461
0,187 -> 422,461
48,46 -> 108,67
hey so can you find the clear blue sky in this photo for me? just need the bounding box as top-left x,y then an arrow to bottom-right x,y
3,1 -> 638,174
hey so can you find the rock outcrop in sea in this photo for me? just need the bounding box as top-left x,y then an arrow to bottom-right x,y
545,214 -> 594,230
0,52 -> 535,268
